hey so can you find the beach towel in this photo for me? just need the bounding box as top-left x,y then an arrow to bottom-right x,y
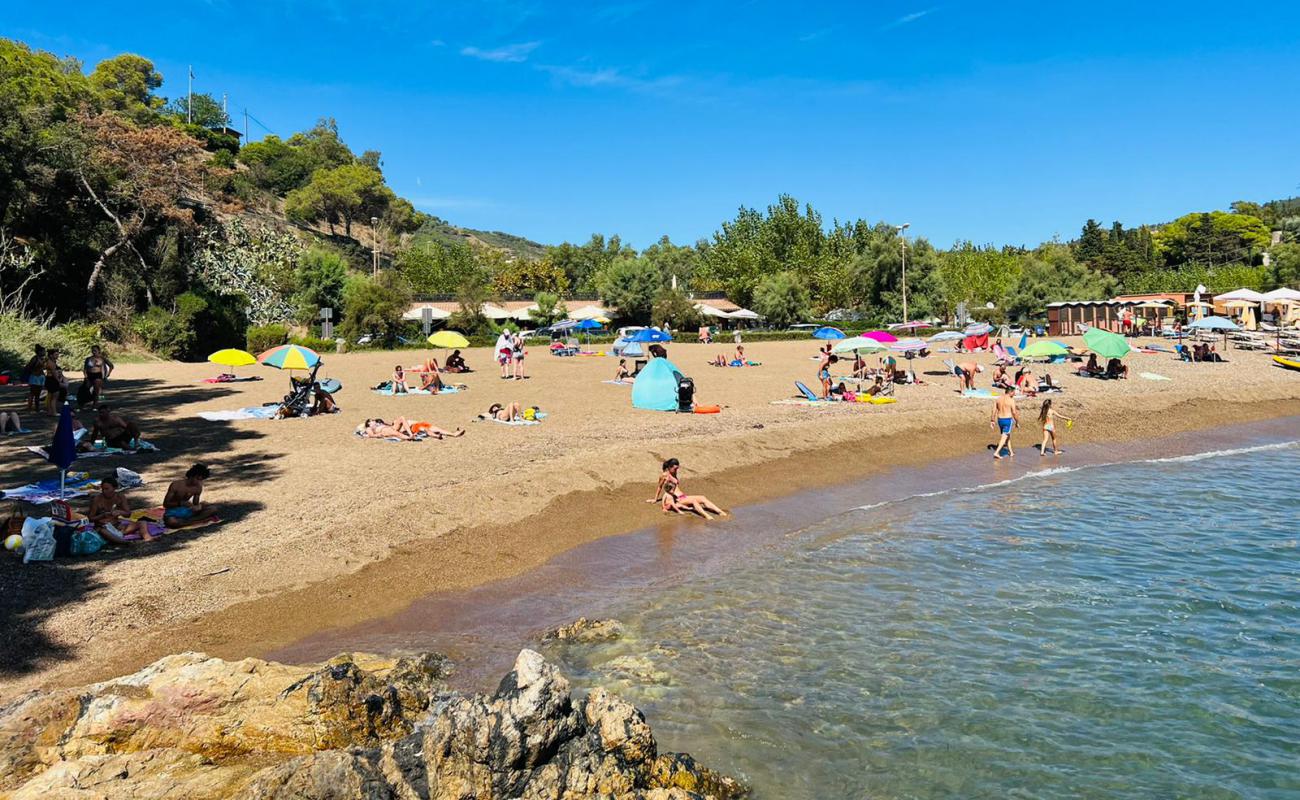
0,471 -> 98,504
486,417 -> 540,426
353,429 -> 430,442
962,389 -> 997,398
601,380 -> 632,385
198,406 -> 279,421
372,384 -> 463,396
199,375 -> 262,383
26,440 -> 159,460
1139,372 -> 1172,381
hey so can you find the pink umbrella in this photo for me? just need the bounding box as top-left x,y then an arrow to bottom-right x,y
863,330 -> 898,343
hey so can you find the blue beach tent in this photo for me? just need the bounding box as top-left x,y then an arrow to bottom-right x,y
631,357 -> 682,411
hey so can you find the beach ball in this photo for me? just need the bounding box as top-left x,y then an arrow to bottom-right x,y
4,534 -> 23,552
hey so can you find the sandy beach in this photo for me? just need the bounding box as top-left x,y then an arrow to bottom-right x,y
1,337 -> 1297,696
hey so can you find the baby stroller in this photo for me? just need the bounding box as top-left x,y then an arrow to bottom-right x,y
277,362 -> 342,417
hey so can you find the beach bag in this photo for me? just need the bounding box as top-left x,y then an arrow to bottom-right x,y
71,527 -> 105,555
21,517 -> 55,563
116,467 -> 144,490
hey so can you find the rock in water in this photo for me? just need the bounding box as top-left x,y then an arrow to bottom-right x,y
0,648 -> 744,799
542,617 -> 627,644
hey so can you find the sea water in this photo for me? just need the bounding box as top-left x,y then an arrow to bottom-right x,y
545,443 -> 1300,799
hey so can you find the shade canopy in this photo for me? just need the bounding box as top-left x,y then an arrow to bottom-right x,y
1018,340 -> 1069,359
812,326 -> 846,340
427,331 -> 470,348
728,308 -> 762,320
628,328 -> 672,343
1082,327 -> 1131,360
568,305 -> 609,320
1187,315 -> 1240,331
630,357 -> 682,411
259,344 -> 321,370
1215,289 -> 1266,302
207,348 -> 257,367
1262,287 -> 1300,303
693,303 -> 732,319
481,304 -> 513,320
831,336 -> 887,354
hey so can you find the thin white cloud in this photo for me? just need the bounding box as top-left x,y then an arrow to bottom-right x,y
799,27 -> 836,42
459,41 -> 541,63
881,7 -> 937,30
536,63 -> 687,96
430,39 -> 446,47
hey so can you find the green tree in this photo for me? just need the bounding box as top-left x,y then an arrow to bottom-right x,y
340,270 -> 411,344
166,92 -> 228,128
493,256 -> 569,295
1005,244 -> 1117,321
1269,242 -> 1300,288
938,242 -> 1022,314
1154,211 -> 1271,267
1077,219 -> 1106,266
396,240 -> 475,295
238,135 -> 315,194
544,234 -> 633,295
286,117 -> 354,172
751,271 -> 810,328
641,235 -> 700,289
528,291 -> 566,326
285,163 -> 390,238
89,54 -> 162,119
596,255 -> 663,323
650,286 -> 700,330
293,246 -> 349,323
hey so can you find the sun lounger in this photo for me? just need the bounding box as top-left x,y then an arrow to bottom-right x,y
794,381 -> 824,402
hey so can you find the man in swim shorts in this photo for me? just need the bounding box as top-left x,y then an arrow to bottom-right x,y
990,384 -> 1019,460
955,361 -> 983,391
163,463 -> 214,528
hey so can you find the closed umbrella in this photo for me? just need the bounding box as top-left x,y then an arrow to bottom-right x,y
1082,327 -> 1131,360
50,403 -> 78,499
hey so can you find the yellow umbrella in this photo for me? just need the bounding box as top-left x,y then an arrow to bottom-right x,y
595,316 -> 612,325
208,349 -> 257,368
427,331 -> 470,349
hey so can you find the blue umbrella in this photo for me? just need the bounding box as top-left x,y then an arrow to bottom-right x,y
1187,315 -> 1240,331
49,403 -> 78,498
629,328 -> 672,343
574,319 -> 603,330
812,326 -> 846,340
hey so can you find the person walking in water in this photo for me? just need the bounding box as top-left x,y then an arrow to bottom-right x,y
1038,398 -> 1074,456
990,384 -> 1019,460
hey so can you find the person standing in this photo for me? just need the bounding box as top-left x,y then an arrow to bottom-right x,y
990,384 -> 1019,460
512,330 -> 527,380
495,329 -> 513,379
22,345 -> 45,413
44,349 -> 69,413
1038,399 -> 1074,456
82,345 -> 114,409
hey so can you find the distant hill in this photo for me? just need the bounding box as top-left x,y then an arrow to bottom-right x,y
412,215 -> 548,260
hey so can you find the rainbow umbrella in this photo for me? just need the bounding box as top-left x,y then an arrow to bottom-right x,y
258,344 -> 321,371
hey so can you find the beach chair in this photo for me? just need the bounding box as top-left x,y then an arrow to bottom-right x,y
794,381 -> 824,402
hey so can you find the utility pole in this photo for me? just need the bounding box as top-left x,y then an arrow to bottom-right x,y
187,66 -> 194,124
371,216 -> 380,275
897,222 -> 911,324
221,93 -> 228,134
244,108 -> 249,142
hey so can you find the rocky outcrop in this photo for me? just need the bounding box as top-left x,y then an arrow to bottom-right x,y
0,649 -> 743,800
541,618 -> 626,644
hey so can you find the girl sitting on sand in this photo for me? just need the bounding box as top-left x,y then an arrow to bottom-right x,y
1038,399 -> 1074,455
648,458 -> 728,520
614,359 -> 632,382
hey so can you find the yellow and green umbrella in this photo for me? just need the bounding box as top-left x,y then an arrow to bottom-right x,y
258,344 -> 321,371
1018,340 -> 1069,359
207,348 -> 257,368
1082,327 -> 1131,360
427,331 -> 470,349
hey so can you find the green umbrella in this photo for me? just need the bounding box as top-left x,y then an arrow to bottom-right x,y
831,336 -> 887,354
1082,327 -> 1131,360
1018,340 -> 1069,359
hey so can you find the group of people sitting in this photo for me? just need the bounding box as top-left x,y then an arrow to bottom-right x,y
648,458 -> 727,520
84,463 -> 216,543
382,351 -> 471,395
708,345 -> 750,367
1175,343 -> 1226,362
1078,353 -> 1130,379
990,364 -> 1061,396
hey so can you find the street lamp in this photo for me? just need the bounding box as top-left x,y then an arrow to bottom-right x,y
897,223 -> 911,325
371,216 -> 380,276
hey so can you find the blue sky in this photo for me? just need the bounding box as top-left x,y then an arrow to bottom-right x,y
7,1 -> 1300,249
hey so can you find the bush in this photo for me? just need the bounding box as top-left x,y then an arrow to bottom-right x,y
247,323 -> 289,353
0,313 -> 101,373
132,307 -> 194,359
289,334 -> 336,352
340,271 -> 412,345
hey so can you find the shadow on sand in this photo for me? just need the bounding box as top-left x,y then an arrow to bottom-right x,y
0,376 -> 282,679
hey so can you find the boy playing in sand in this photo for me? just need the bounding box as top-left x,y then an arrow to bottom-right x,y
163,464 -> 215,528
990,385 -> 1019,459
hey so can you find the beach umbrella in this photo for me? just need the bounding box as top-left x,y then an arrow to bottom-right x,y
1262,287 -> 1300,303
889,337 -> 926,351
574,318 -> 603,347
208,348 -> 257,368
812,326 -> 846,340
629,328 -> 672,343
427,331 -> 470,349
1187,315 -> 1239,331
863,330 -> 899,343
1082,327 -> 1131,360
1215,289 -> 1266,303
1018,340 -> 1069,360
258,344 -> 321,371
928,330 -> 965,342
831,336 -> 887,354
888,320 -> 929,331
50,403 -> 77,498
964,322 -> 993,336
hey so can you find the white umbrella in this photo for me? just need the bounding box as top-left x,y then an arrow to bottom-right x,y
1262,287 -> 1300,303
694,303 -> 732,319
727,308 -> 762,320
1214,289 -> 1266,302
568,305 -> 609,320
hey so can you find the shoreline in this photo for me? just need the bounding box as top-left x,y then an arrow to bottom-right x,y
18,392 -> 1298,694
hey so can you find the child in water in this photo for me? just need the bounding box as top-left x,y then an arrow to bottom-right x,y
1038,398 -> 1074,455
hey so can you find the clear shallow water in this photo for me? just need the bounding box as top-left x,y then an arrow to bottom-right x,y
544,443 -> 1300,799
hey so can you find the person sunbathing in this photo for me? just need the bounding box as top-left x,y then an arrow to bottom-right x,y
1016,367 -> 1038,396
479,402 -> 523,422
391,366 -> 409,394
709,352 -> 729,367
88,406 -> 141,449
614,359 -> 632,382
1105,358 -> 1129,379
419,362 -> 445,393
163,464 -> 214,528
360,417 -> 415,440
444,350 -> 469,373
734,345 -> 747,365
866,375 -> 891,396
409,421 -> 465,439
88,475 -> 153,541
1080,353 -> 1104,376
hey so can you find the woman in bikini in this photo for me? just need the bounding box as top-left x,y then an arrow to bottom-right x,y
1038,398 -> 1074,455
614,359 -> 631,382
82,345 -> 114,409
818,353 -> 838,399
648,458 -> 728,519
479,402 -> 523,422
391,366 -> 409,394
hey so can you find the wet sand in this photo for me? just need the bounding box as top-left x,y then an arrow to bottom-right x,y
1,337 -> 1297,695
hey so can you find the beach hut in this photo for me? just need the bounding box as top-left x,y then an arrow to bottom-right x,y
631,357 -> 682,412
